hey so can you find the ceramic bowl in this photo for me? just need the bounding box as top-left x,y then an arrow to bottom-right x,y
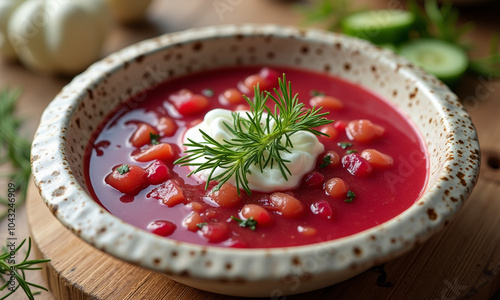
31,24 -> 480,297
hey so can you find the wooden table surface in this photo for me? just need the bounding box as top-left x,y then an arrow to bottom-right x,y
1,0 -> 500,299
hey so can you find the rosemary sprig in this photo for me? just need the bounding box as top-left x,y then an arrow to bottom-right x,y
0,87 -> 31,220
0,238 -> 50,300
175,76 -> 333,195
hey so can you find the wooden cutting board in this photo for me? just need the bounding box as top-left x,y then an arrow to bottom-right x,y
26,160 -> 500,300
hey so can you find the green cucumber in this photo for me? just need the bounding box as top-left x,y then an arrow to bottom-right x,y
399,39 -> 469,87
341,10 -> 415,45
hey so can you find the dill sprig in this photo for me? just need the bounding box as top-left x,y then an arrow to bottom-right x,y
0,87 -> 31,220
175,75 -> 333,195
0,238 -> 50,300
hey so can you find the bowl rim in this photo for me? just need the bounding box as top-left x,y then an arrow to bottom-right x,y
31,24 -> 480,282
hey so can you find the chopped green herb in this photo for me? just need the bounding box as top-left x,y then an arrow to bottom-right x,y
320,155 -> 332,168
150,132 -> 161,145
196,222 -> 207,229
345,190 -> 356,203
230,216 -> 258,230
346,149 -> 357,154
337,142 -> 353,149
202,88 -> 214,97
116,164 -> 130,175
310,89 -> 325,97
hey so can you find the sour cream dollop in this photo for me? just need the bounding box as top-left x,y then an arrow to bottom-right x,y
182,109 -> 324,192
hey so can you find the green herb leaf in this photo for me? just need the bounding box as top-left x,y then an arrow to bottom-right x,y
345,190 -> 356,203
150,133 -> 161,145
202,89 -> 214,97
230,216 -> 258,230
346,149 -> 357,154
320,155 -> 331,168
470,34 -> 500,77
174,75 -> 334,195
196,222 -> 207,229
298,0 -> 352,31
116,164 -> 130,175
337,142 -> 352,149
0,238 -> 50,300
310,89 -> 325,97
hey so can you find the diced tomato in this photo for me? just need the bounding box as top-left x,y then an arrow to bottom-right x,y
105,164 -> 147,194
229,240 -> 249,248
157,117 -> 177,137
201,222 -> 230,243
220,88 -> 244,105
324,178 -> 349,198
187,202 -> 204,212
259,67 -> 279,88
319,125 -> 338,141
183,211 -> 204,232
209,183 -> 242,208
302,171 -> 324,187
346,119 -> 385,143
342,153 -> 373,176
147,220 -> 176,237
270,192 -> 304,218
243,74 -> 266,92
204,208 -> 218,220
361,149 -> 394,168
130,123 -> 158,148
241,204 -> 272,227
323,150 -> 340,168
298,226 -> 317,237
310,95 -> 343,110
235,104 -> 250,111
333,120 -> 347,131
148,179 -> 185,207
133,143 -> 174,162
310,200 -> 333,219
146,160 -> 170,185
169,89 -> 209,116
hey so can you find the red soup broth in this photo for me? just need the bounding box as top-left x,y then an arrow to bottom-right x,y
84,66 -> 428,248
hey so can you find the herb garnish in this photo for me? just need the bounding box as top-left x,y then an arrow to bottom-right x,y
345,190 -> 356,203
0,238 -> 50,300
310,89 -> 325,97
319,155 -> 331,168
196,222 -> 207,229
116,164 -> 130,175
346,149 -> 357,154
150,133 -> 161,145
337,142 -> 352,149
202,89 -> 214,97
230,216 -> 257,230
175,75 -> 334,195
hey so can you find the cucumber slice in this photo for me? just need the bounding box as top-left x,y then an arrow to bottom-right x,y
341,10 -> 415,45
399,39 -> 469,87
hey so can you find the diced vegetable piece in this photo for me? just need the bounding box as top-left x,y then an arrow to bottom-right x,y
399,38 -> 469,87
322,150 -> 341,168
106,164 -> 147,194
183,211 -> 204,232
324,178 -> 350,198
243,74 -> 267,91
148,179 -> 185,207
133,143 -> 174,162
333,120 -> 347,131
210,183 -> 242,208
346,119 -> 384,143
298,225 -> 317,237
187,202 -> 204,212
130,123 -> 158,147
204,208 -> 218,220
147,220 -> 176,237
341,10 -> 415,44
157,117 -> 177,137
310,95 -> 343,110
169,89 -> 209,116
270,192 -> 304,218
302,171 -> 325,187
145,160 -> 170,185
259,67 -> 279,87
361,149 -> 394,168
319,125 -> 338,141
342,153 -> 373,176
310,200 -> 333,219
220,88 -> 244,105
229,240 -> 249,248
241,204 -> 272,227
201,222 -> 230,243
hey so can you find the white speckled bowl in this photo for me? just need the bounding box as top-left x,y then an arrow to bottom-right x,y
31,24 -> 480,297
